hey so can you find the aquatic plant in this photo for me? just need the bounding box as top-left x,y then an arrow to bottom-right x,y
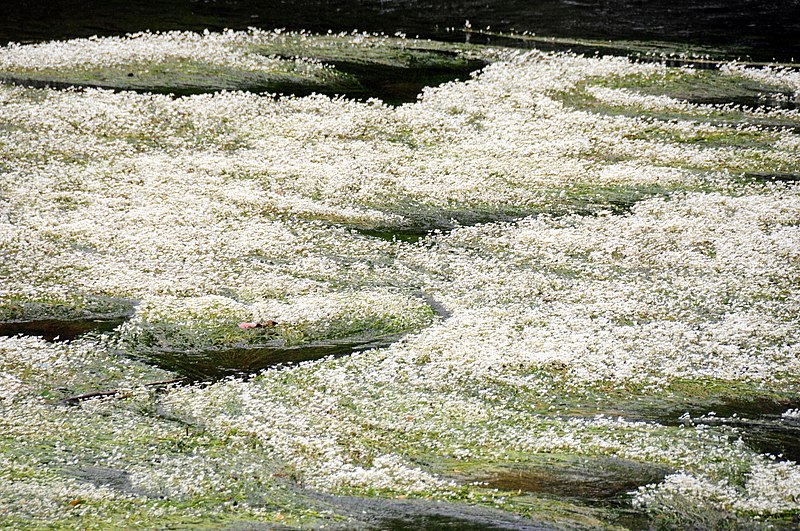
0,29 -> 799,528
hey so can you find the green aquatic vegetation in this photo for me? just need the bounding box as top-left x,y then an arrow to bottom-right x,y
469,30 -> 762,65
592,67 -> 796,107
0,58 -> 359,97
0,337 -> 353,529
115,290 -> 434,355
0,407 -> 324,529
0,293 -> 134,323
550,110 -> 797,176
1,31 -> 800,529
0,31 -> 356,96
0,335 -> 171,400
248,32 -> 483,70
611,121 -> 782,150
548,66 -> 799,178
562,69 -> 800,130
0,30 -> 486,101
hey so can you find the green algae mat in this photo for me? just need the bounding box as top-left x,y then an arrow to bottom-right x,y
1,30 -> 800,529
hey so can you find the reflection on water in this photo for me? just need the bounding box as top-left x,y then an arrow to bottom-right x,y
1,0 -> 798,62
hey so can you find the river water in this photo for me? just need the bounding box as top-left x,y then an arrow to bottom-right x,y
1,0 -> 799,62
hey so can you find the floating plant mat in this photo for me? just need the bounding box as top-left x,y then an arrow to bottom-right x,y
675,413 -> 800,465
137,333 -> 404,382
467,30 -> 800,70
436,452 -> 668,527
300,492 -> 556,530
1,30 -> 800,529
107,290 -> 434,380
0,317 -> 128,342
632,393 -> 800,463
553,73 -> 800,158
0,30 -> 486,103
449,454 -> 671,502
0,297 -> 134,340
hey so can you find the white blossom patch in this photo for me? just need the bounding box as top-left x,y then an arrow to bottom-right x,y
0,30 -> 799,527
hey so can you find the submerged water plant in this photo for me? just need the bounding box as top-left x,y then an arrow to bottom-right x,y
0,29 -> 799,529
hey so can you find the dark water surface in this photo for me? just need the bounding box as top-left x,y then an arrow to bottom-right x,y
287,491 -> 558,531
0,318 -> 130,342
1,1 -> 799,62
142,334 -> 403,381
0,55 -> 485,105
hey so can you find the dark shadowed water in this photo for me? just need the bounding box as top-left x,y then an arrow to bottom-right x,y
1,3 -> 798,530
0,318 -> 130,342
1,0 -> 799,62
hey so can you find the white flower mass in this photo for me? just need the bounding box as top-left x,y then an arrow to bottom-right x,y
0,30 -> 799,528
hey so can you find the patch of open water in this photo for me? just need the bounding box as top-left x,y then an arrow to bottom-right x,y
0,54 -> 487,106
656,396 -> 800,463
1,1 -> 798,63
0,317 -> 130,342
